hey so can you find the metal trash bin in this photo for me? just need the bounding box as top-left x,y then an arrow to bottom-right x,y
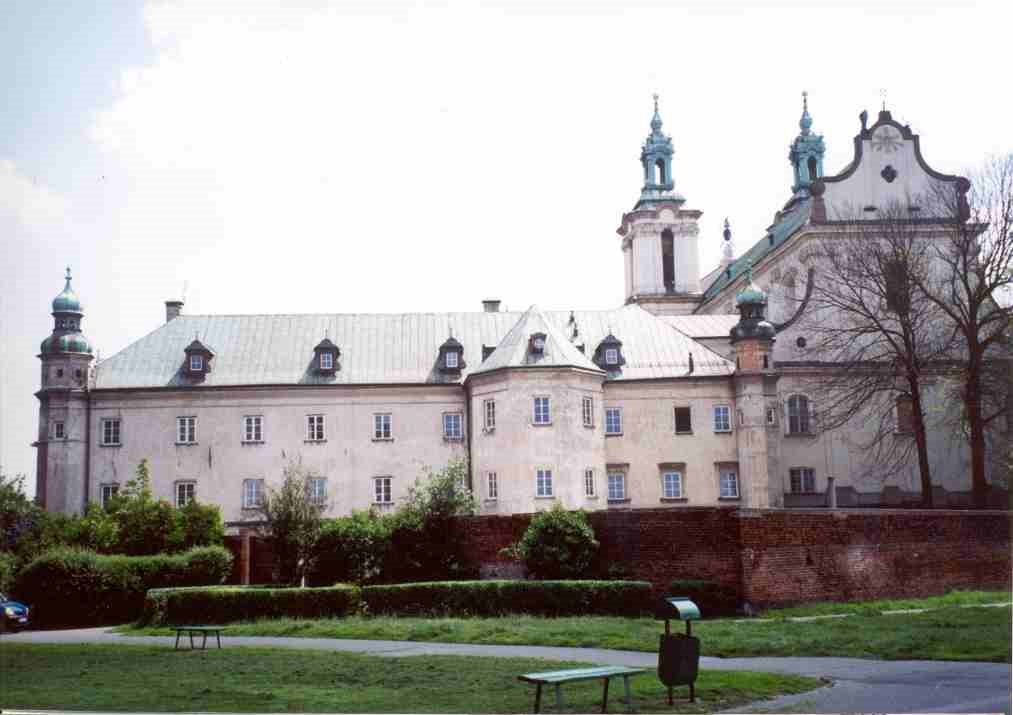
656,596 -> 701,704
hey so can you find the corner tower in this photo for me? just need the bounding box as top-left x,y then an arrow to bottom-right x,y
35,268 -> 95,514
617,96 -> 703,316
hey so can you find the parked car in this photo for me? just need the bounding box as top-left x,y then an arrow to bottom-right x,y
0,593 -> 30,631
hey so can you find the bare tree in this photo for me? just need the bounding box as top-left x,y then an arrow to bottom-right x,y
800,202 -> 956,506
915,154 -> 1013,508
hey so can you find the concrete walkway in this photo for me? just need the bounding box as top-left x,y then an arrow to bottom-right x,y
4,627 -> 1011,714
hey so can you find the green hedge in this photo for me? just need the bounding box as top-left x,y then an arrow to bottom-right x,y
13,545 -> 233,627
362,580 -> 654,617
140,585 -> 362,626
0,551 -> 16,594
666,579 -> 739,617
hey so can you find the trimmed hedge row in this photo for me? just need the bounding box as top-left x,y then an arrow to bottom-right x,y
140,585 -> 362,626
13,546 -> 233,627
361,580 -> 654,617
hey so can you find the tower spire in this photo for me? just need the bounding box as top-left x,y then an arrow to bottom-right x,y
788,90 -> 825,195
637,94 -> 680,205
720,218 -> 735,268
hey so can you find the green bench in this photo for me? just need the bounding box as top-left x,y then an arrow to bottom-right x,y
173,625 -> 227,650
518,666 -> 645,713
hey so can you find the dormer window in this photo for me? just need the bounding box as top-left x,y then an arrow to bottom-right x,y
183,338 -> 214,381
313,337 -> 340,375
189,354 -> 203,372
593,334 -> 625,370
529,332 -> 547,355
438,336 -> 465,374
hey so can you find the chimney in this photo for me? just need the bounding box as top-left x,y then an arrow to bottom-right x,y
482,299 -> 501,313
165,300 -> 184,323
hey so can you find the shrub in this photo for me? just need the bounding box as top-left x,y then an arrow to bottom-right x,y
13,545 -> 233,627
666,579 -> 739,617
140,584 -> 361,626
108,460 -> 180,556
362,579 -> 653,617
174,500 -> 226,552
0,551 -> 16,593
309,511 -> 391,586
510,504 -> 599,579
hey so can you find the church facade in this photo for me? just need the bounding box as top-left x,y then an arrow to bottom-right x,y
35,97 -> 1008,524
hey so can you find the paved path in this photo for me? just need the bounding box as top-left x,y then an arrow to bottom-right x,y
4,628 -> 1010,714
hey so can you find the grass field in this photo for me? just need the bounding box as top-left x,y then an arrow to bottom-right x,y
0,644 -> 822,713
121,591 -> 1012,662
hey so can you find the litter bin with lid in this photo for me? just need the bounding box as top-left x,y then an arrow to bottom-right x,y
657,596 -> 701,704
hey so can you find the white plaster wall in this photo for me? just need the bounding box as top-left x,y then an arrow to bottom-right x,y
602,379 -> 739,507
469,369 -> 606,515
87,385 -> 467,523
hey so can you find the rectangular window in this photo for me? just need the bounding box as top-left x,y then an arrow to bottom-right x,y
374,413 -> 392,440
100,483 -> 119,509
177,416 -> 196,444
443,412 -> 463,440
582,396 -> 594,427
662,471 -> 683,499
720,469 -> 739,499
373,476 -> 393,504
584,468 -> 596,497
895,396 -> 914,434
309,477 -> 327,505
535,468 -> 553,497
189,354 -> 203,371
319,352 -> 334,370
605,407 -> 622,435
446,351 -> 459,368
713,405 -> 731,433
242,478 -> 265,508
243,415 -> 263,443
53,421 -> 65,439
607,472 -> 626,501
789,467 -> 816,494
101,418 -> 121,446
484,399 -> 496,431
175,481 -> 196,508
533,397 -> 551,425
674,407 -> 692,434
487,471 -> 498,500
307,414 -> 325,441
605,348 -> 619,365
766,407 -> 777,426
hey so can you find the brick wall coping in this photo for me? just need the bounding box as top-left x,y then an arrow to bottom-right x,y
735,507 -> 1012,517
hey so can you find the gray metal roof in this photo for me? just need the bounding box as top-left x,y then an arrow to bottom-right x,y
94,304 -> 733,389
471,305 -> 603,376
660,314 -> 740,339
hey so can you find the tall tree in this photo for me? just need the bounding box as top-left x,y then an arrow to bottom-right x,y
254,458 -> 327,585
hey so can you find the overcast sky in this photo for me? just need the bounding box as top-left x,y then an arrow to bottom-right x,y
3,0 -> 1011,494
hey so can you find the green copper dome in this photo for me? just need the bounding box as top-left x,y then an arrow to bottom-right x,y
52,267 -> 83,314
735,265 -> 767,307
41,333 -> 93,355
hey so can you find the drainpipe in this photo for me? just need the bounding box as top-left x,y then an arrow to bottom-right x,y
464,381 -> 473,492
83,388 -> 92,512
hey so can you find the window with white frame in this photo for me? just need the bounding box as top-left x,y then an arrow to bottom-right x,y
487,471 -> 498,500
584,468 -> 596,497
533,397 -> 551,425
373,476 -> 393,504
100,483 -> 119,509
787,395 -> 811,434
605,407 -> 622,435
607,471 -> 626,501
101,418 -> 121,446
243,415 -> 263,443
175,481 -> 196,508
319,352 -> 334,370
719,468 -> 739,498
582,396 -> 594,427
662,471 -> 683,499
177,416 -> 196,444
374,413 -> 392,440
242,478 -> 265,508
189,354 -> 203,372
713,405 -> 731,432
789,467 -> 816,494
674,406 -> 692,434
443,412 -> 463,440
535,468 -> 553,497
445,351 -> 459,369
53,421 -> 65,439
309,477 -> 327,505
766,407 -> 777,426
484,399 -> 496,431
307,414 -> 325,441
605,348 -> 619,365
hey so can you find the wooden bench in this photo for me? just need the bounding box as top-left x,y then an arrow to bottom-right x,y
173,625 -> 227,650
518,666 -> 645,713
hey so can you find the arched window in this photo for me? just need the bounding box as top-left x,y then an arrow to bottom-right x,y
807,156 -> 818,182
661,229 -> 675,292
787,394 -> 811,435
656,159 -> 666,185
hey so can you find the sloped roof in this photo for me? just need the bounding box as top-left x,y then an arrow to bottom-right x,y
661,314 -> 739,339
470,305 -> 602,375
700,196 -> 811,304
94,305 -> 733,389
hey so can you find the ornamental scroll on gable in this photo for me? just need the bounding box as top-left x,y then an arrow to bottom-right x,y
814,109 -> 968,222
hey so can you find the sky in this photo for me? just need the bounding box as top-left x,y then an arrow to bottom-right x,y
3,0 -> 1011,494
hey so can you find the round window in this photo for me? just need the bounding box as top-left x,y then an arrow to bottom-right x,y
796,336 -> 807,349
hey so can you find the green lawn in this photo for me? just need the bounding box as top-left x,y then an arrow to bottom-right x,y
759,589 -> 1010,618
0,644 -> 821,713
121,592 -> 1012,663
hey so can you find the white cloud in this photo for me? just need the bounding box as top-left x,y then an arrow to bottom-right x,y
0,159 -> 69,233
